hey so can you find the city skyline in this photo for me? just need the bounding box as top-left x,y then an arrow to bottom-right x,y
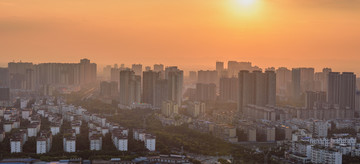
1,1 -> 360,163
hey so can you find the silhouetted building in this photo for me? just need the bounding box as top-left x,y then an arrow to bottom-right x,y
100,81 -> 118,98
197,70 -> 217,85
119,69 -> 141,106
143,71 -> 160,106
189,71 -> 197,83
132,64 -> 142,76
8,61 -> 33,89
166,67 -> 183,106
0,68 -> 9,88
306,91 -> 326,109
196,83 -> 216,101
154,79 -> 168,108
328,72 -> 356,110
216,61 -> 224,76
300,68 -> 315,92
276,67 -> 292,99
79,58 -> 97,85
219,77 -> 238,102
292,68 -> 301,101
153,64 -> 164,72
238,70 -> 276,113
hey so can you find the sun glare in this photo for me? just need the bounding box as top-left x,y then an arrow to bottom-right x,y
227,0 -> 262,18
237,0 -> 256,7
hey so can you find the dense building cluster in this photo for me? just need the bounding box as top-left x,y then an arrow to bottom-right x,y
0,97 -> 156,155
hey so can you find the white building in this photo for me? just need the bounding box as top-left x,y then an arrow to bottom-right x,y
312,121 -> 328,138
117,138 -> 128,151
291,142 -> 313,159
307,137 -> 356,148
3,122 -> 13,133
145,134 -> 156,151
21,109 -> 31,120
72,125 -> 80,135
311,147 -> 342,164
50,125 -> 60,135
10,138 -> 22,153
27,126 -> 38,137
101,128 -> 109,136
36,138 -> 47,154
112,134 -> 128,151
90,135 -> 102,151
64,137 -> 76,152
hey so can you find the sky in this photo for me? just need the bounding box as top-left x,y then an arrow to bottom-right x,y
0,0 -> 360,73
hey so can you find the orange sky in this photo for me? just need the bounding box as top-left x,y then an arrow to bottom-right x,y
0,0 -> 360,73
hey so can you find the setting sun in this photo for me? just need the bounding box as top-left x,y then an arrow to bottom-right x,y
237,0 -> 256,7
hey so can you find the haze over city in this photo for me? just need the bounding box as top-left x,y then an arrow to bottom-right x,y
1,0 -> 360,73
1,0 -> 360,164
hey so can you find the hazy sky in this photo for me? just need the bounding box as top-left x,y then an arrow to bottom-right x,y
1,0 -> 360,73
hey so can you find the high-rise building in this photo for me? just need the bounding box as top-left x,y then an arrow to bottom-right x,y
189,71 -> 197,83
305,91 -> 326,109
265,71 -> 277,106
145,66 -> 151,71
8,61 -> 33,89
197,70 -> 218,85
292,68 -> 301,101
328,72 -> 356,110
300,68 -> 315,92
0,68 -> 9,88
103,65 -> 112,81
100,81 -> 118,98
132,64 -> 142,76
143,71 -> 160,106
153,64 -> 164,72
227,61 -> 258,77
119,69 -> 141,106
219,77 -> 238,102
322,68 -> 332,92
238,70 -> 276,113
327,72 -> 356,118
355,91 -> 360,113
328,72 -> 341,106
196,83 -> 216,101
340,72 -> 356,110
166,67 -> 183,106
6,59 -> 96,91
276,67 -> 292,98
154,79 -> 168,108
154,64 -> 165,79
25,69 -> 35,91
79,58 -> 97,85
216,61 -> 224,76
